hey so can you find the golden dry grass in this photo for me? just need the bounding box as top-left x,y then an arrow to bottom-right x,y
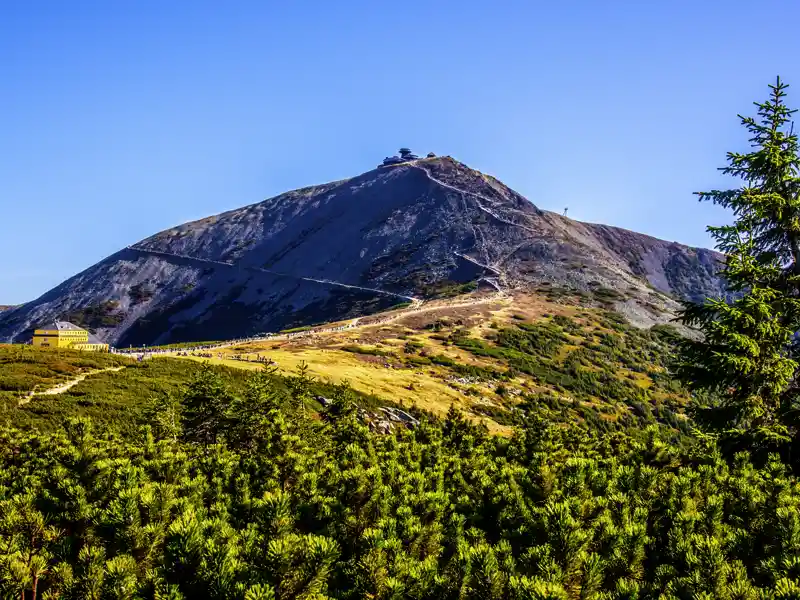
182,346 -> 511,434
167,289 -> 677,436
168,293 -> 522,433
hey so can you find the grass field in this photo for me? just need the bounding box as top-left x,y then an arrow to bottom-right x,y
180,348 -> 516,431
0,351 -> 248,432
168,291 -> 689,436
1,346 -> 399,434
0,345 -> 131,406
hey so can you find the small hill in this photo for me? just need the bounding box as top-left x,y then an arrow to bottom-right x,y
0,156 -> 725,346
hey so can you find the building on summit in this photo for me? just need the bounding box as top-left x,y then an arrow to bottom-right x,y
32,321 -> 109,352
380,147 -> 424,167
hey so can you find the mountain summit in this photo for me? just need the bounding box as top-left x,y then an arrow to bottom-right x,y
0,156 -> 725,345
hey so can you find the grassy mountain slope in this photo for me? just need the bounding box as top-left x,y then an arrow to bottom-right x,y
2,290 -> 689,437
216,291 -> 688,434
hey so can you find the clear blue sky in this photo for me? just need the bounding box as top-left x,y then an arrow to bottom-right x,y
2,0 -> 799,304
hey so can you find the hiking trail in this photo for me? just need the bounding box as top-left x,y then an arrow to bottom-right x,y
19,366 -> 126,406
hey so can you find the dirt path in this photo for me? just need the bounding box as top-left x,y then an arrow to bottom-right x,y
411,165 -> 540,238
359,291 -> 510,328
18,366 -> 126,406
237,292 -> 510,346
127,246 -> 419,303
119,292 -> 509,359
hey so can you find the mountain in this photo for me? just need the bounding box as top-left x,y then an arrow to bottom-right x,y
0,156 -> 725,346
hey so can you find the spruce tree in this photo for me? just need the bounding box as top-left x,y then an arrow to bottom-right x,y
146,391 -> 182,442
286,362 -> 314,415
181,363 -> 235,445
227,366 -> 282,451
678,77 -> 800,452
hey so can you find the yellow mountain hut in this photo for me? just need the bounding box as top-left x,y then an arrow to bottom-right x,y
32,321 -> 109,352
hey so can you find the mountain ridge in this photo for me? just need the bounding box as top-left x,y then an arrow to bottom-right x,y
0,156 -> 726,346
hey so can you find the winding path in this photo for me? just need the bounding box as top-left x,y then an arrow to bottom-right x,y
117,291 -> 509,358
411,163 -> 541,286
452,251 -> 502,276
411,165 -> 540,237
19,366 -> 126,406
126,246 -> 419,304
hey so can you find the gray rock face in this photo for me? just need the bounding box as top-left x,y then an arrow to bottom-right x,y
0,157 -> 727,345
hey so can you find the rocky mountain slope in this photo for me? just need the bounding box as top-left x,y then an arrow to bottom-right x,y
0,156 -> 726,346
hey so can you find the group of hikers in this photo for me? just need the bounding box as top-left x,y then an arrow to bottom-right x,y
116,337 -> 271,358
228,353 -> 276,365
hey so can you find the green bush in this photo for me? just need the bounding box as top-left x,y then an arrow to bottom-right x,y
1,381 -> 797,599
403,340 -> 424,354
340,344 -> 391,357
